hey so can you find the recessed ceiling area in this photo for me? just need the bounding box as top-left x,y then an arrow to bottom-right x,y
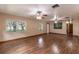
0,4 -> 79,21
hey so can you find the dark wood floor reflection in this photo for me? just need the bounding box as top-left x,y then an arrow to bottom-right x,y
0,33 -> 79,54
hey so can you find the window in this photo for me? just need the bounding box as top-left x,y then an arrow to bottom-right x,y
6,20 -> 26,32
53,22 -> 62,29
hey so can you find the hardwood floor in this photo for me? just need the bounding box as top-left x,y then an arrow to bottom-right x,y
0,33 -> 79,54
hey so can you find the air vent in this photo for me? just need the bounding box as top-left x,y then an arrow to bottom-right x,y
52,4 -> 60,8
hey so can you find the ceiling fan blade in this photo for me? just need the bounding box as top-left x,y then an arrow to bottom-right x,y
43,14 -> 48,16
58,17 -> 66,20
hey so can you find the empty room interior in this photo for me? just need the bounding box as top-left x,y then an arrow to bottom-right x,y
0,4 -> 79,54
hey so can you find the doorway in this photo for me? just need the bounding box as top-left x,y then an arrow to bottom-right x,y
66,22 -> 73,36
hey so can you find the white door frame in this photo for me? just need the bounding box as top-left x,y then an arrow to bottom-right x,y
46,23 -> 50,34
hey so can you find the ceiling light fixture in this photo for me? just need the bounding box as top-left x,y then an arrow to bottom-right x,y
36,16 -> 42,19
66,17 -> 73,24
51,4 -> 60,23
36,11 -> 42,20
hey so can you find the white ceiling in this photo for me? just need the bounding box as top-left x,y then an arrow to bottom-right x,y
0,4 -> 79,21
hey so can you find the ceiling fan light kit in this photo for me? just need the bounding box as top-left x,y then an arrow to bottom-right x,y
54,20 -> 58,23
36,16 -> 42,20
36,11 -> 42,20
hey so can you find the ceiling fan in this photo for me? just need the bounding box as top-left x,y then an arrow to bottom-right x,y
52,4 -> 67,22
36,10 -> 48,20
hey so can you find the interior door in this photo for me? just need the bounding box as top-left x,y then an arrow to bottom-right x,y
66,23 -> 73,36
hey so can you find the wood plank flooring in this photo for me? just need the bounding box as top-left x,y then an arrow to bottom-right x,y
0,33 -> 79,54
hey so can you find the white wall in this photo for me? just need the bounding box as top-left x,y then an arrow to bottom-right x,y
0,13 -> 47,41
73,18 -> 79,36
